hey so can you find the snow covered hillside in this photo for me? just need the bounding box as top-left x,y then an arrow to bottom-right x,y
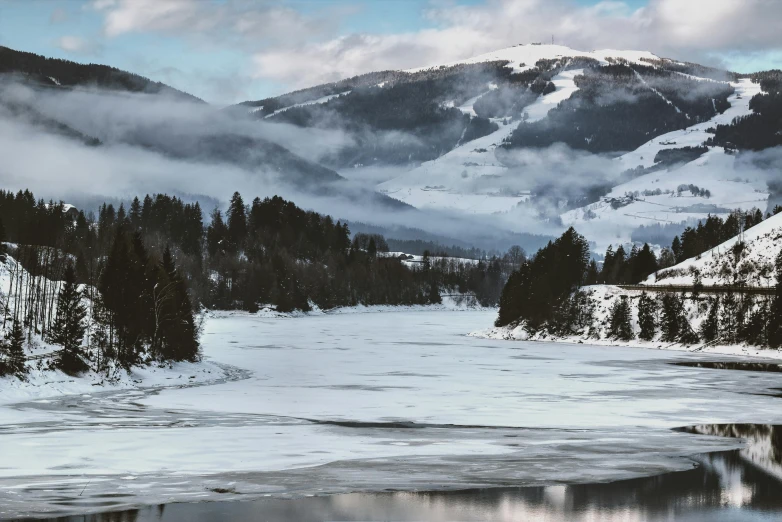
474,283 -> 782,359
646,210 -> 782,288
378,69 -> 584,214
562,79 -> 768,251
481,209 -> 782,354
617,79 -> 762,171
0,253 -> 223,407
376,44 -> 761,241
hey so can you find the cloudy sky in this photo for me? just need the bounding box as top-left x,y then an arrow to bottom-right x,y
1,0 -> 780,105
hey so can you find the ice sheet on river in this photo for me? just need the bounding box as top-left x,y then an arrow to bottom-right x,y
2,310 -> 782,517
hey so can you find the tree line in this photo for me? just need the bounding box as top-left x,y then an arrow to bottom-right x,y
0,45 -> 201,101
0,206 -> 198,378
495,223 -> 782,349
0,188 -> 524,378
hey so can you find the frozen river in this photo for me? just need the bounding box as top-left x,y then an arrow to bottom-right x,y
2,309 -> 782,519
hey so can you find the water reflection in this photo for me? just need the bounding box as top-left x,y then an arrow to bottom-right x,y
25,424 -> 782,522
673,361 -> 782,373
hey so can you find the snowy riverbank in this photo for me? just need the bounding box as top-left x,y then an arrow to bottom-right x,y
471,325 -> 782,361
0,359 -> 227,410
471,284 -> 782,362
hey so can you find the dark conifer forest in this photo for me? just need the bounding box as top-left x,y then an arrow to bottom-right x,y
707,70 -> 782,151
0,45 -> 201,101
503,63 -> 734,153
495,210 -> 782,348
0,189 -> 522,377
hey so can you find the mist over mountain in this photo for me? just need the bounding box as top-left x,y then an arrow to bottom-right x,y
1,43 -> 781,253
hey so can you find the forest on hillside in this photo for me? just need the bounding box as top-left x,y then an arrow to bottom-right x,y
0,189 -> 523,378
707,70 -> 782,151
0,45 -> 200,101
503,63 -> 734,153
495,208 -> 782,348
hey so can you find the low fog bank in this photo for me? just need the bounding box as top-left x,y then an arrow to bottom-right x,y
0,103 -> 544,252
3,76 -> 782,254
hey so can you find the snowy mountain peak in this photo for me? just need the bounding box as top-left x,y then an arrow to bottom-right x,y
406,43 -> 662,74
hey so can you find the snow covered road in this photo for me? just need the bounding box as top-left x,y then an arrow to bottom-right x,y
2,309 -> 782,518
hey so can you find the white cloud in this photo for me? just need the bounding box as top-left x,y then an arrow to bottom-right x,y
89,0 -> 339,45
56,35 -> 102,56
252,0 -> 782,88
88,0 -> 782,93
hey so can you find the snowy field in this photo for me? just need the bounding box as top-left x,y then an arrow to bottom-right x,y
2,309 -> 782,517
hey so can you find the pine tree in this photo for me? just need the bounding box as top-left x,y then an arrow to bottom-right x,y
661,293 -> 698,344
637,292 -> 657,341
584,260 -> 599,286
226,192 -> 247,253
742,297 -> 769,346
607,296 -> 634,340
600,245 -> 615,283
428,280 -> 442,304
720,291 -> 738,344
700,296 -> 720,343
0,216 -> 6,258
671,236 -> 683,263
5,321 -> 26,375
206,209 -> 228,257
129,196 -> 142,230
156,247 -> 200,362
50,264 -> 89,374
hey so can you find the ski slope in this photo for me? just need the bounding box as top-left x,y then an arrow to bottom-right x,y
562,78 -> 767,251
378,69 -> 584,214
619,79 -> 762,170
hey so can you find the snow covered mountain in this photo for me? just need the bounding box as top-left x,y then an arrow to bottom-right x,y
2,42 -> 781,253
239,43 -> 781,251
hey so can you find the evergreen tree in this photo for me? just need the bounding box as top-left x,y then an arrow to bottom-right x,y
0,216 -> 6,258
700,296 -> 720,343
129,196 -> 142,230
206,209 -> 228,257
584,260 -> 599,286
226,192 -> 247,253
600,245 -> 615,284
116,203 -> 126,224
156,247 -> 200,362
720,291 -> 738,344
637,292 -> 657,341
661,293 -> 698,344
671,236 -> 683,263
428,280 -> 442,304
496,227 -> 590,328
742,297 -> 769,346
50,264 -> 89,374
607,296 -> 634,340
5,321 -> 27,375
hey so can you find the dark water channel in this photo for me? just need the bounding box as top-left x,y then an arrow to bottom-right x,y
20,424 -> 782,522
